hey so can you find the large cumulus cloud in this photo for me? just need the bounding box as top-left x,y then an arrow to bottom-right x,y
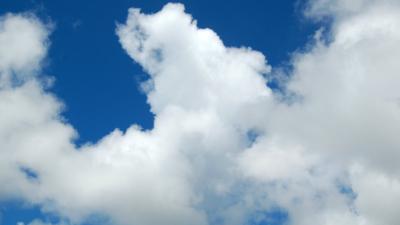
1,1 -> 400,225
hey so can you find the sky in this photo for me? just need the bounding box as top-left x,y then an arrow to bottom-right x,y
0,0 -> 318,145
0,0 -> 400,225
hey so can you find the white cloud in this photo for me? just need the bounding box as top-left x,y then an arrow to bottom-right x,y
266,0 -> 400,223
17,219 -> 69,225
1,1 -> 400,225
0,13 -> 49,84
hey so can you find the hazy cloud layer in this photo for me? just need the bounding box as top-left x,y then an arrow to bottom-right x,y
1,1 -> 399,225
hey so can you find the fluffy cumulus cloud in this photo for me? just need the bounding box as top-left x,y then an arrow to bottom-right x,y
1,1 -> 400,225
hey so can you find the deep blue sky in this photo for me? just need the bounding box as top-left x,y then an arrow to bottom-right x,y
0,0 -> 318,224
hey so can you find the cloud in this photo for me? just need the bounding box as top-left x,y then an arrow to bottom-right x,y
0,13 -> 49,83
266,0 -> 400,223
1,1 -> 400,225
18,219 -> 69,225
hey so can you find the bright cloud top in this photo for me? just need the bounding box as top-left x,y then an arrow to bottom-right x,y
1,1 -> 400,225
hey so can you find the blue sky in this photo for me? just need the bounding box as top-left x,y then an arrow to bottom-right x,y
0,0 -> 317,144
1,0 -> 400,225
0,1 -> 317,224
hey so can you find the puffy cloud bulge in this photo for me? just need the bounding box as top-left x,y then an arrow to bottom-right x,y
1,0 -> 400,225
